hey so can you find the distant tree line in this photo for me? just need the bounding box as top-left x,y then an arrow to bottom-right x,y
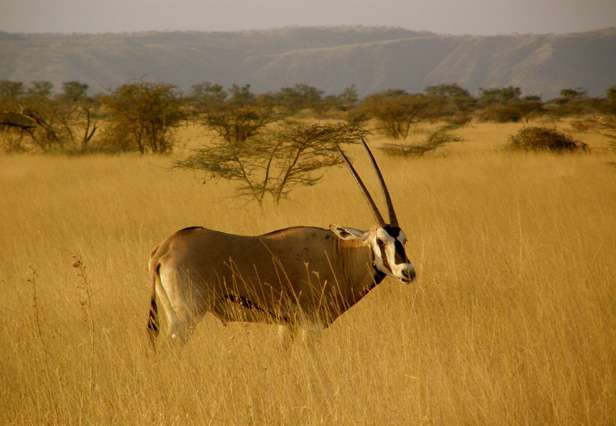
1,79 -> 615,155
1,78 -> 614,202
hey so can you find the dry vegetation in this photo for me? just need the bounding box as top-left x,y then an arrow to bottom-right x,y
1,121 -> 615,425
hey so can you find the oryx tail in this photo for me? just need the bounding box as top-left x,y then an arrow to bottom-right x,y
147,263 -> 160,349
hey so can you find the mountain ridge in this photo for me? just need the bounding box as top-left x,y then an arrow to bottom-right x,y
1,26 -> 615,98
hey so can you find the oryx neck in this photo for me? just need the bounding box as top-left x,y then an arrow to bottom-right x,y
336,238 -> 385,297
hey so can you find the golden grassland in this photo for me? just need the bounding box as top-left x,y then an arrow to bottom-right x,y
1,121 -> 615,424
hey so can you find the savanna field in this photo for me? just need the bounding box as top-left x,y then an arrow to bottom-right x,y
1,121 -> 615,424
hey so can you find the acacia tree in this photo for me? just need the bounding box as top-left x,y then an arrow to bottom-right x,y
20,81 -> 65,151
360,91 -> 432,139
0,80 -> 33,152
544,88 -> 594,119
0,80 -> 25,115
57,81 -> 98,152
0,80 -> 100,153
183,83 -> 283,202
269,121 -> 362,202
477,86 -> 548,122
478,86 -> 522,106
188,82 -> 227,116
101,82 -> 185,154
423,84 -> 476,121
192,83 -> 278,145
336,85 -> 359,111
272,84 -> 324,114
380,122 -> 464,157
0,80 -> 68,152
177,121 -> 363,204
205,105 -> 275,144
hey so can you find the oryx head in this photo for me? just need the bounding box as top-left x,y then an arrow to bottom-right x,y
330,137 -> 416,284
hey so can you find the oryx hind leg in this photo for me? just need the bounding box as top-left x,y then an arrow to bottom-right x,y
157,266 -> 207,345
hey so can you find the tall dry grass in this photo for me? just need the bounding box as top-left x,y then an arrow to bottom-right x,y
1,123 -> 615,424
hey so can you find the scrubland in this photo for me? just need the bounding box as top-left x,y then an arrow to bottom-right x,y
1,121 -> 615,424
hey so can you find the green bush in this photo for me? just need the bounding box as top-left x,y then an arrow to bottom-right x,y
100,82 -> 185,154
508,127 -> 589,152
478,105 -> 524,122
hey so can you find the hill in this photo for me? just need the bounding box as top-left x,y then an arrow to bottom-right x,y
1,26 -> 615,97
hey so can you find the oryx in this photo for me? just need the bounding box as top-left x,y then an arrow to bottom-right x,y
147,137 -> 416,347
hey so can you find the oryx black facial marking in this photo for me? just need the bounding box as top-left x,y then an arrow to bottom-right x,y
380,225 -> 410,266
392,235 -> 410,266
394,240 -> 407,264
376,238 -> 391,271
383,225 -> 401,238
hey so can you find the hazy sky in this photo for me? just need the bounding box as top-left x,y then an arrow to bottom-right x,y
1,0 -> 615,35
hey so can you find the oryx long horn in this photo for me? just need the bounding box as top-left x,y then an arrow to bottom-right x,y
336,144 -> 386,226
359,135 -> 399,226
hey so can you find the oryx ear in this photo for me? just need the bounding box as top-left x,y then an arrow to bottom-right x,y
329,224 -> 367,240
